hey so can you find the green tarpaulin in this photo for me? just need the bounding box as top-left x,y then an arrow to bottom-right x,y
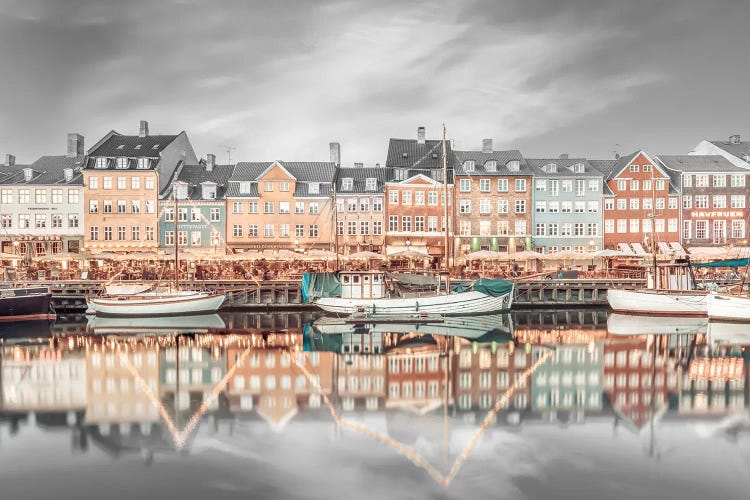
693,258 -> 748,268
301,272 -> 341,302
452,278 -> 514,297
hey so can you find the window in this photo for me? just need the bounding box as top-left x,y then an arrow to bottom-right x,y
89,200 -> 99,213
264,181 -> 273,192
248,224 -> 258,237
373,221 -> 382,235
35,214 -> 46,228
115,176 -> 125,189
695,174 -> 709,187
389,190 -> 399,204
137,158 -> 149,169
732,220 -> 745,239
132,226 -> 141,241
478,199 -> 491,214
263,201 -> 274,214
561,223 -> 572,236
459,179 -> 471,192
629,219 -> 639,233
95,157 -> 107,169
130,176 -> 141,190
89,226 -> 98,240
373,197 -> 383,212
497,179 -> 508,192
103,200 -> 112,213
365,178 -> 377,191
103,177 -> 112,189
427,191 -> 438,206
515,220 -> 527,235
515,200 -> 526,213
279,224 -> 290,237
414,217 -> 424,232
401,190 -> 412,205
459,199 -> 471,214
247,202 -> 258,214
115,158 -> 127,169
604,199 -> 614,210
731,195 -> 746,208
536,223 -> 546,236
232,225 -> 242,238
630,164 -> 639,172
402,216 -> 411,232
731,174 -> 745,187
617,219 -> 627,233
68,214 -> 78,228
630,198 -> 639,210
535,201 -> 546,213
535,179 -> 546,191
210,208 -> 220,222
498,221 -> 509,235
630,180 -> 639,191
279,202 -> 290,214
562,202 -> 572,213
561,179 -> 573,193
575,179 -> 585,196
232,201 -> 243,214
668,197 -> 678,210
295,224 -> 304,237
683,220 -> 692,240
515,179 -> 526,192
131,200 -> 140,213
104,226 -> 112,240
389,216 -> 398,231
177,207 -> 187,221
458,220 -> 471,235
34,189 -> 46,204
548,223 -> 558,236
617,180 -> 627,191
695,195 -> 709,209
309,202 -> 319,214
713,174 -> 726,187
145,227 -> 154,240
347,221 -> 356,235
587,223 -> 598,236
346,198 -> 357,212
360,198 -> 370,211
547,201 -> 558,213
309,225 -> 318,237
668,218 -> 678,233
280,181 -> 290,192
463,160 -> 475,172
117,226 -> 126,240
588,201 -> 599,213
683,174 -> 693,187
713,195 -> 727,208
361,221 -> 370,235
239,181 -> 252,194
479,179 -> 490,192
145,177 -> 155,190
605,219 -> 614,233
264,224 -> 274,237
683,195 -> 692,209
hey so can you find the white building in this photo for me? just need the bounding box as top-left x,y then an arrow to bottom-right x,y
0,134 -> 86,255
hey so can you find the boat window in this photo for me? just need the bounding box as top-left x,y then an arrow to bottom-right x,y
363,276 -> 370,283
373,275 -> 381,283
343,275 -> 350,284
352,275 -> 360,284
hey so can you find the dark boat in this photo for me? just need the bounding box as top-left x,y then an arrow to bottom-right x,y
0,286 -> 55,323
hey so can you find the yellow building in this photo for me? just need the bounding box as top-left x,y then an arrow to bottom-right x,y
82,121 -> 197,253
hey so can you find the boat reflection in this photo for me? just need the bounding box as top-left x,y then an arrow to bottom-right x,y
607,313 -> 709,336
85,313 -> 226,335
0,310 -> 748,490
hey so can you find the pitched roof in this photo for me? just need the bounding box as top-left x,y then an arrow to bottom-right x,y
336,167 -> 389,194
0,155 -> 84,185
655,155 -> 745,173
525,158 -> 603,178
164,163 -> 235,200
231,161 -> 336,182
88,133 -> 179,158
386,138 -> 455,170
709,140 -> 750,161
453,150 -> 530,176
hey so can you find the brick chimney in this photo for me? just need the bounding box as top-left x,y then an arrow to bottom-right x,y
417,126 -> 426,144
329,142 -> 341,166
206,153 -> 216,172
482,139 -> 493,153
730,134 -> 741,144
559,153 -> 569,159
139,120 -> 149,137
4,154 -> 15,167
67,133 -> 84,158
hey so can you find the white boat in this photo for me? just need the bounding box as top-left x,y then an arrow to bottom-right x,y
86,290 -> 226,317
707,320 -> 750,344
706,292 -> 750,322
607,258 -> 708,316
305,270 -> 514,316
607,313 -> 708,336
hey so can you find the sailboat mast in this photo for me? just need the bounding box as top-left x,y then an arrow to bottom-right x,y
174,187 -> 179,290
442,125 -> 450,275
332,166 -> 340,269
651,168 -> 658,288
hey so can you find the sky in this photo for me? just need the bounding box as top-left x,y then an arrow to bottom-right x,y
1,0 -> 750,166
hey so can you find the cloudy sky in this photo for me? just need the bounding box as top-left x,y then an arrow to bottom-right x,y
1,0 -> 749,165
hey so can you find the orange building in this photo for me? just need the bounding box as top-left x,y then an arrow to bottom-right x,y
599,151 -> 680,251
225,161 -> 335,252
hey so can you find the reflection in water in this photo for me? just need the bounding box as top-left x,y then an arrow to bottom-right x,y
0,310 -> 749,497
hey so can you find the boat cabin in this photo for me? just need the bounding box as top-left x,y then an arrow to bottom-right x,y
340,271 -> 386,299
646,258 -> 696,290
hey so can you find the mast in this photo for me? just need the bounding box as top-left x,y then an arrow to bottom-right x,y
332,165 -> 340,269
442,125 -> 450,279
174,186 -> 179,290
650,167 -> 658,289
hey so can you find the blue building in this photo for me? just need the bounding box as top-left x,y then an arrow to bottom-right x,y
531,343 -> 604,414
159,154 -> 233,254
527,158 -> 604,254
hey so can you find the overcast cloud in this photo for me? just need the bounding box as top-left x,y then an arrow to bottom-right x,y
1,0 -> 749,164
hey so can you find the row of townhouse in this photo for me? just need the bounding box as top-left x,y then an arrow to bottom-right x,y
4,122 -> 750,259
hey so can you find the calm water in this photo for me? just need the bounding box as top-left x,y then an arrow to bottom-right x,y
0,309 -> 749,500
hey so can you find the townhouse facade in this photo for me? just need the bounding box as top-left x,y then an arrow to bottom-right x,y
159,154 -> 233,254
600,151 -> 680,251
0,135 -> 85,255
335,167 -> 388,255
453,142 -> 533,255
527,157 -> 603,254
225,160 -> 335,253
384,334 -> 448,414
530,343 -> 603,412
161,343 -> 226,411
658,155 -> 749,247
82,121 -> 197,253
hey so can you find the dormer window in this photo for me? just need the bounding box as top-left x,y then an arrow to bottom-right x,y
63,168 -> 73,182
341,178 -> 354,191
137,158 -> 149,169
174,182 -> 189,200
543,163 -> 557,173
571,162 -> 585,173
506,160 -> 521,172
239,181 -> 252,194
309,182 -> 320,195
152,144 -> 160,150
463,160 -> 475,172
116,158 -> 128,169
201,182 -> 217,200
484,160 -> 497,172
23,168 -> 33,182
95,157 -> 107,169
134,145 -> 142,150
116,145 -> 125,150
365,178 -> 377,191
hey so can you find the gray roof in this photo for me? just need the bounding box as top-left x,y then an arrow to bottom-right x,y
336,167 -> 389,194
88,133 -> 179,158
386,138 -> 455,170
655,155 -> 746,173
587,160 -> 618,196
227,161 -> 335,198
0,155 -> 84,185
453,150 -> 531,176
709,140 -> 750,161
525,158 -> 603,178
164,163 -> 235,200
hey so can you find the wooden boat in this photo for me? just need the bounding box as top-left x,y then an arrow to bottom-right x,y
607,313 -> 708,336
706,292 -> 750,322
0,286 -> 55,323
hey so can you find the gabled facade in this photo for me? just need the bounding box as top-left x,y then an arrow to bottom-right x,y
225,160 -> 335,252
82,121 -> 198,253
384,174 -> 453,262
527,158 -> 603,254
657,155 -> 749,247
453,142 -> 533,254
690,135 -> 750,169
601,151 -> 680,250
0,134 -> 85,256
335,167 -> 388,254
159,154 -> 234,254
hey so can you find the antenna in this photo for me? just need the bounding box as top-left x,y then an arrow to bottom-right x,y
223,145 -> 236,165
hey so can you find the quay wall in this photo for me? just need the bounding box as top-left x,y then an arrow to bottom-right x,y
22,278 -> 647,314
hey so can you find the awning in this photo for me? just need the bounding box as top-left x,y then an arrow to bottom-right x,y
693,258 -> 748,268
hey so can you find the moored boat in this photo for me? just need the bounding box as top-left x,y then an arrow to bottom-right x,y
86,290 -> 225,317
0,286 -> 55,323
706,292 -> 750,322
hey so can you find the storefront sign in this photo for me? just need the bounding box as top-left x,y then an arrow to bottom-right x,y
690,210 -> 745,218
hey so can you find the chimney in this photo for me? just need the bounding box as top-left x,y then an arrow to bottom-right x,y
559,153 -> 569,159
206,153 -> 216,172
329,142 -> 341,166
730,134 -> 741,144
615,153 -> 621,160
4,154 -> 15,166
375,163 -> 381,168
139,120 -> 149,137
482,139 -> 493,153
67,133 -> 84,157
417,126 -> 426,144
354,162 -> 364,168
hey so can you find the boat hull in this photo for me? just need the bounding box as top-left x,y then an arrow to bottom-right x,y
606,289 -> 707,316
314,289 -> 513,316
87,292 -> 226,317
0,288 -> 54,323
706,293 -> 750,322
